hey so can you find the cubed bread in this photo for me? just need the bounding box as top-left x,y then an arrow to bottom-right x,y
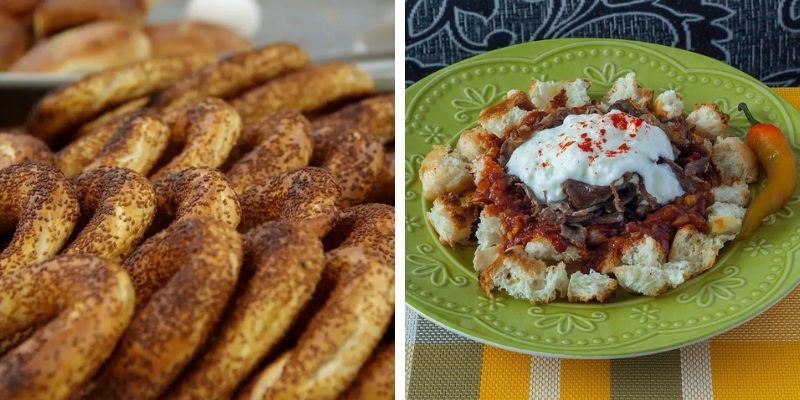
478,90 -> 531,137
604,72 -> 653,110
473,245 -> 499,273
620,234 -> 666,266
711,136 -> 758,184
524,235 -> 583,263
528,79 -> 591,110
475,210 -> 503,249
707,201 -> 745,237
613,261 -> 691,296
712,182 -> 751,206
427,193 -> 479,247
479,250 -> 568,304
653,90 -> 684,119
613,264 -> 672,296
668,226 -> 724,278
687,103 -> 730,138
567,270 -> 618,302
456,127 -> 495,162
419,145 -> 474,201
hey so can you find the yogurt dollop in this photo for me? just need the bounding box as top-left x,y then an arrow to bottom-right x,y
506,110 -> 684,204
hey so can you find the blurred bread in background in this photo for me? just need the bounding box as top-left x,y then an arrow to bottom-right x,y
32,0 -> 149,37
145,20 -> 252,58
9,20 -> 150,73
0,0 -> 42,19
0,13 -> 29,70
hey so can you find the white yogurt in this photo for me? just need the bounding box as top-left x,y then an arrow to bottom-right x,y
506,110 -> 684,204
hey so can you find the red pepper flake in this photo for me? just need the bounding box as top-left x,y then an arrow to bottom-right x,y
599,128 -> 606,136
618,143 -> 630,152
631,118 -> 643,128
540,161 -> 550,167
558,140 -> 575,150
577,137 -> 593,152
610,113 -> 628,130
605,150 -> 618,157
629,133 -> 637,138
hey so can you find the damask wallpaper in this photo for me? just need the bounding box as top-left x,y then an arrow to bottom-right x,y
406,0 -> 800,86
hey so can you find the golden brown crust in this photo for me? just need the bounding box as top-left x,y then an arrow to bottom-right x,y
0,0 -> 41,18
238,167 -> 341,236
63,167 -> 155,263
340,341 -> 395,400
27,53 -> 214,142
365,148 -> 394,204
152,166 -> 241,229
155,42 -> 310,111
315,126 -> 384,207
0,132 -> 55,169
232,63 -> 375,124
84,114 -> 169,176
10,21 -> 151,74
328,203 -> 395,265
92,216 -> 242,400
0,162 -> 79,273
150,97 -> 241,181
312,93 -> 395,146
227,111 -> 312,194
75,96 -> 148,139
0,255 -> 135,400
145,20 -> 252,58
165,221 -> 324,400
32,0 -> 148,38
0,12 -> 29,70
56,110 -> 141,178
244,246 -> 393,400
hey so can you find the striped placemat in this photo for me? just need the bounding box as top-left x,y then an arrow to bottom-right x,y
405,88 -> 800,400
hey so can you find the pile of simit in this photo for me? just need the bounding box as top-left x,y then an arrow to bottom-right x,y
0,43 -> 394,400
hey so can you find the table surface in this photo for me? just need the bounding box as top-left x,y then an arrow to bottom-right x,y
406,86 -> 800,400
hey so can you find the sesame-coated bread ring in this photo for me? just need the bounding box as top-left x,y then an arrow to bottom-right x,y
239,246 -> 394,400
84,114 -> 170,176
329,203 -> 395,265
0,255 -> 135,400
227,111 -> 312,194
165,221 -> 324,400
0,132 -> 55,170
56,110 -> 141,178
76,96 -> 149,139
63,167 -> 156,263
365,149 -> 394,204
92,216 -> 242,400
154,43 -> 310,111
0,162 -> 79,273
312,93 -> 395,146
153,167 -> 241,229
149,97 -> 241,181
340,341 -> 395,400
27,54 -> 214,142
238,167 -> 341,235
315,127 -> 385,207
231,63 -> 375,125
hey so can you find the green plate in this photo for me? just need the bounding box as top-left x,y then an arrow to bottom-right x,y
405,38 -> 800,358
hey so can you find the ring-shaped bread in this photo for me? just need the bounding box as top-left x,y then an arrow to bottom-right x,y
0,255 -> 135,400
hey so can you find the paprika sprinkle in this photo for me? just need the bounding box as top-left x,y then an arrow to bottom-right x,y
737,103 -> 797,239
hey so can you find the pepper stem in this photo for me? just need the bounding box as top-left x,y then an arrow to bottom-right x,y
738,103 -> 760,126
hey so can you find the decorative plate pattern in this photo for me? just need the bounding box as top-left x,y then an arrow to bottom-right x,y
405,39 -> 800,358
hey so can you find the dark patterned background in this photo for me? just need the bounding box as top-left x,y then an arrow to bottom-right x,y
406,0 -> 800,86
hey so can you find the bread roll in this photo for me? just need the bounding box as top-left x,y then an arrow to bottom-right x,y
145,20 -> 252,58
32,0 -> 148,38
0,0 -> 41,19
0,12 -> 29,70
10,21 -> 151,74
